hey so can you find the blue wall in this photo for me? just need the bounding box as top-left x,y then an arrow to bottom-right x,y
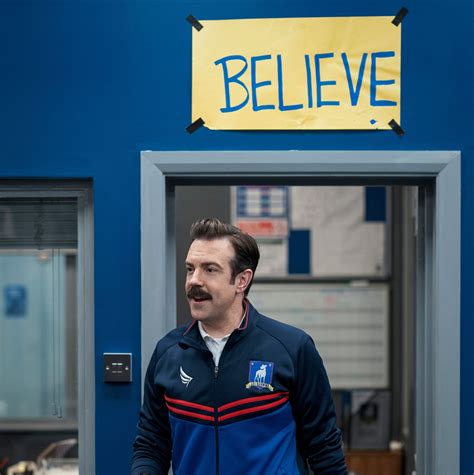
0,1 -> 472,473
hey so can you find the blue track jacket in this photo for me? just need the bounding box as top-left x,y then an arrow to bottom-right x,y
132,302 -> 347,475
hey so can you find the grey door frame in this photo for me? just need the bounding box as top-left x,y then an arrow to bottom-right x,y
0,181 -> 95,475
140,150 -> 460,475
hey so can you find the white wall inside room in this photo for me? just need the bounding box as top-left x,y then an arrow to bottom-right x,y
231,185 -> 388,277
290,187 -> 386,277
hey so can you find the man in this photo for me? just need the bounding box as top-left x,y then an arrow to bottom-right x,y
132,218 -> 347,475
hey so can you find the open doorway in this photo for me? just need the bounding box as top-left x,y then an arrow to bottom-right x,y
140,150 -> 460,475
174,184 -> 415,475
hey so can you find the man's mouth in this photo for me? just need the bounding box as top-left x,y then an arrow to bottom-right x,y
187,287 -> 212,302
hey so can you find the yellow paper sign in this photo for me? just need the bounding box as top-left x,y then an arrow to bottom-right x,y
192,17 -> 401,130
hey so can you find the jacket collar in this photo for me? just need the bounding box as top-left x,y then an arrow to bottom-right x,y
179,299 -> 258,351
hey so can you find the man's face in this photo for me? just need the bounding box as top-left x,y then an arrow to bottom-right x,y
185,238 -> 242,323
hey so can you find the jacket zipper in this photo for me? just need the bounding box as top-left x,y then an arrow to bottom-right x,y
214,365 -> 220,475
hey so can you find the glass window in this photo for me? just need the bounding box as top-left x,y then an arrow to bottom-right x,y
0,198 -> 79,469
0,250 -> 77,422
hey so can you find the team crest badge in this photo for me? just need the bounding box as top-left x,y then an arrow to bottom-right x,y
246,360 -> 274,391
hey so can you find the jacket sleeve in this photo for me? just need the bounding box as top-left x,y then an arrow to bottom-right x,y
131,349 -> 172,475
292,335 -> 348,475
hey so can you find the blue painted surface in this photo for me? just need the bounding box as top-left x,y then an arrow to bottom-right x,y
365,187 -> 386,222
0,1 -> 472,473
288,230 -> 311,274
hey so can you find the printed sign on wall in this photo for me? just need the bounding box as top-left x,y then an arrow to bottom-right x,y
4,284 -> 27,317
233,186 -> 289,239
192,17 -> 401,130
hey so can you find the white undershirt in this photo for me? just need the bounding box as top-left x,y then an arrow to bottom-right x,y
198,313 -> 245,367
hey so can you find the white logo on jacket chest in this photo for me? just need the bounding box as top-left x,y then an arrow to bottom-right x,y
180,366 -> 193,387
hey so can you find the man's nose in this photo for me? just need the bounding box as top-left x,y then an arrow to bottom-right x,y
187,269 -> 203,286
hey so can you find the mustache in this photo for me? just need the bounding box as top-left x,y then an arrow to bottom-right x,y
187,287 -> 212,300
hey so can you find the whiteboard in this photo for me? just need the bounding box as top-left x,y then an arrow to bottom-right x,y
249,283 -> 389,389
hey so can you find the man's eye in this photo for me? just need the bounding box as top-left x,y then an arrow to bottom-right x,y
186,267 -> 193,273
207,268 -> 217,273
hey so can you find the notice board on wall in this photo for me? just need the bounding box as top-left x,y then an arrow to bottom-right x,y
232,185 -> 289,239
231,186 -> 290,276
249,282 -> 389,389
192,17 -> 401,130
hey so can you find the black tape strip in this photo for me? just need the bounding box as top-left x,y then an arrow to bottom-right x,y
186,117 -> 205,134
389,119 -> 405,136
392,7 -> 408,26
187,14 -> 203,31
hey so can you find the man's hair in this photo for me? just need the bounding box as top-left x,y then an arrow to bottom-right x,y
190,218 -> 260,296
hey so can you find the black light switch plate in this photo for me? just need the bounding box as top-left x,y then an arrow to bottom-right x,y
103,353 -> 132,383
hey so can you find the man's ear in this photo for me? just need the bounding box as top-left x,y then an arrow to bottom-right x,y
236,269 -> 253,294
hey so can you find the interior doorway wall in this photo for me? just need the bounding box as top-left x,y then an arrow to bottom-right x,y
140,150 -> 460,475
175,186 -> 230,325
